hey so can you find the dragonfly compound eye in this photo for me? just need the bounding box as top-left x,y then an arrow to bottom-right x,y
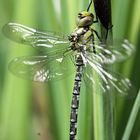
76,11 -> 94,27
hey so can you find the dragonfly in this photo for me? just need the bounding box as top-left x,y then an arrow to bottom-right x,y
3,11 -> 134,140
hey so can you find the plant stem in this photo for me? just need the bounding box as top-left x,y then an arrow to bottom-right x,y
122,89 -> 140,140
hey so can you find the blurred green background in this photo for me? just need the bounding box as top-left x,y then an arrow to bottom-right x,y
0,0 -> 140,140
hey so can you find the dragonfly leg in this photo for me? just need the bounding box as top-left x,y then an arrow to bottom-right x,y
91,34 -> 96,54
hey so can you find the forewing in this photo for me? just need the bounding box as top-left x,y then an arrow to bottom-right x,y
85,39 -> 134,64
8,54 -> 75,82
3,22 -> 70,54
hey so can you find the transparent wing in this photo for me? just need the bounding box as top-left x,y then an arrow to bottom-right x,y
3,22 -> 70,54
83,56 -> 135,97
8,54 -> 75,82
84,39 -> 134,64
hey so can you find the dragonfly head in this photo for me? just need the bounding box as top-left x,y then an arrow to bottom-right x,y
76,11 -> 94,27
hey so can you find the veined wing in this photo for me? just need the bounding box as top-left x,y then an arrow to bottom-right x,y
83,56 -> 135,97
3,22 -> 70,54
8,53 -> 75,82
84,39 -> 134,64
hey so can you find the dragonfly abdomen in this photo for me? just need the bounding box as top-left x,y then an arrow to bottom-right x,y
70,55 -> 84,140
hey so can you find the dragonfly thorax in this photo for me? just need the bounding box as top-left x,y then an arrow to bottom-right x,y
68,11 -> 94,52
69,27 -> 93,52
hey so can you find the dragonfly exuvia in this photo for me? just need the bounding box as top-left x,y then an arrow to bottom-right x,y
3,10 -> 134,140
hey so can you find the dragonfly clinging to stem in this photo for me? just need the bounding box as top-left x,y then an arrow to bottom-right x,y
3,5 -> 134,140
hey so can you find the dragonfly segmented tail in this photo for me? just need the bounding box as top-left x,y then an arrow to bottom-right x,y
70,54 -> 84,139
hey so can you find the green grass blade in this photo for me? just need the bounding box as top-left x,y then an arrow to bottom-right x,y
122,90 -> 140,140
92,0 -> 114,140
